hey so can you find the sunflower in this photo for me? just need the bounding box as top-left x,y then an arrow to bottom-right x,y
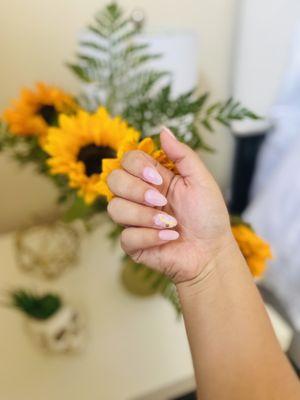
44,107 -> 141,204
232,224 -> 272,278
96,136 -> 157,201
96,136 -> 176,199
2,83 -> 77,141
152,148 -> 176,172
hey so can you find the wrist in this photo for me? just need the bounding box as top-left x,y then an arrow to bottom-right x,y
176,234 -> 245,298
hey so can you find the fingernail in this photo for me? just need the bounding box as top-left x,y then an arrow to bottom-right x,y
162,126 -> 177,139
154,213 -> 177,228
159,230 -> 180,241
145,189 -> 167,206
143,166 -> 163,185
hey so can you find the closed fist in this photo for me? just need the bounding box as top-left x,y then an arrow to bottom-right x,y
107,128 -> 233,284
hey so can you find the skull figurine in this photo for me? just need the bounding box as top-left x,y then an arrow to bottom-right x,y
26,306 -> 85,353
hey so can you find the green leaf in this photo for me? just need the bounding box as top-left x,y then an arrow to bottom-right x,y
9,289 -> 62,320
67,63 -> 92,82
79,41 -> 108,53
108,223 -> 123,244
67,2 -> 165,115
63,195 -> 94,222
195,92 -> 209,109
202,119 -> 214,132
230,214 -> 253,230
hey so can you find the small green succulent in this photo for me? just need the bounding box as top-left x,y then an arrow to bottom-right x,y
9,289 -> 62,320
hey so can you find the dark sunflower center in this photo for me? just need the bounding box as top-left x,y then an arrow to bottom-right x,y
38,105 -> 58,125
77,144 -> 116,176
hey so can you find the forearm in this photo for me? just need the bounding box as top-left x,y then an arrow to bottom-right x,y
177,238 -> 300,400
108,129 -> 299,398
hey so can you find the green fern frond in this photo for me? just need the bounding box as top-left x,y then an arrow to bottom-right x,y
69,2 -> 259,150
199,97 -> 260,130
68,2 -> 168,115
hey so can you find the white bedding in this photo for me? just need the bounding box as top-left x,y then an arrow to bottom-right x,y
244,21 -> 300,329
244,133 -> 300,329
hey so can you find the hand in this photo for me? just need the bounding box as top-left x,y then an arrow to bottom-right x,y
107,127 -> 235,284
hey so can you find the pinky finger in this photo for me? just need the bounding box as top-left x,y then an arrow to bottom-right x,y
120,227 -> 179,255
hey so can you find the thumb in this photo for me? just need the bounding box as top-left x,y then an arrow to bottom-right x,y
160,127 -> 208,180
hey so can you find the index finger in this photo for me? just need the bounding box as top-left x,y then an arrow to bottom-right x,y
121,150 -> 174,195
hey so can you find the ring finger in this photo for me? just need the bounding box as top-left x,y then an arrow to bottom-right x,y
107,197 -> 177,229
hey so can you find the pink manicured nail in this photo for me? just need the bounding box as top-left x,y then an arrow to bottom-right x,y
145,189 -> 167,206
154,213 -> 177,228
143,166 -> 163,185
159,230 -> 180,241
162,126 -> 177,139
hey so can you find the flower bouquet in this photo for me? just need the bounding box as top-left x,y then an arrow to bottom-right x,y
0,2 -> 271,312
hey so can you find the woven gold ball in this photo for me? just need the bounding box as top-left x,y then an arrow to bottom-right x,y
14,221 -> 80,279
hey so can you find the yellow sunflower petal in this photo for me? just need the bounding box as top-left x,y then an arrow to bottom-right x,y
138,137 -> 156,154
153,149 -> 176,171
101,158 -> 121,174
95,180 -> 113,201
232,224 -> 272,278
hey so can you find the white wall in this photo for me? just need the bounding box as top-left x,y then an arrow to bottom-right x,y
233,0 -> 300,114
0,0 -> 236,232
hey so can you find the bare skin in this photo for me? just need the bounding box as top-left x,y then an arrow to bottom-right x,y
107,127 -> 300,400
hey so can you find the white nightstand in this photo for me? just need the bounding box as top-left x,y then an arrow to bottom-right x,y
0,226 -> 293,400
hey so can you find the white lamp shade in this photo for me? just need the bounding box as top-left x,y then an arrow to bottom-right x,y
139,31 -> 199,96
78,29 -> 199,108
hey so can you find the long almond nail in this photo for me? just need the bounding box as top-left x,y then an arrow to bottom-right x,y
145,189 -> 167,206
162,126 -> 177,139
154,213 -> 177,228
159,230 -> 180,241
143,166 -> 163,185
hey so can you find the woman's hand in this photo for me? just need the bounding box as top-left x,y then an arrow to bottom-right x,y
107,127 -> 234,284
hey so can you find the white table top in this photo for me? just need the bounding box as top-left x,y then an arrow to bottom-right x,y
0,224 -> 293,400
0,225 -> 194,400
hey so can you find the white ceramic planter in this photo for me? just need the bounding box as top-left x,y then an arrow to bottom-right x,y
25,306 -> 85,353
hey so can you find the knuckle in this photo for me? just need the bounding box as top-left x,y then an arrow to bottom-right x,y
106,198 -> 119,218
122,150 -> 147,169
121,150 -> 134,165
130,205 -> 140,220
106,169 -> 123,189
126,181 -> 143,201
120,229 -> 129,251
152,158 -> 160,169
131,250 -> 143,264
